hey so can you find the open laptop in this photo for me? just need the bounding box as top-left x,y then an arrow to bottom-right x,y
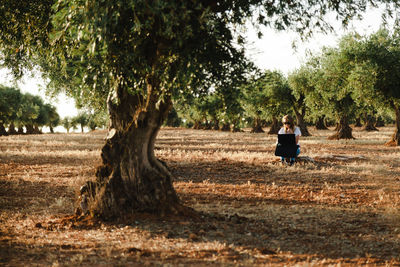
275,134 -> 297,157
277,134 -> 296,146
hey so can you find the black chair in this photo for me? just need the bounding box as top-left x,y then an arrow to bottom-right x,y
274,134 -> 298,158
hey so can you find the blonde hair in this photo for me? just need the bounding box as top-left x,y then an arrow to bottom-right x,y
282,115 -> 295,133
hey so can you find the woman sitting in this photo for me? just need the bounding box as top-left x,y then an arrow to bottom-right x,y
278,115 -> 301,165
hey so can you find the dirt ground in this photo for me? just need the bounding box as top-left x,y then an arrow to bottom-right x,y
1,126 -> 400,266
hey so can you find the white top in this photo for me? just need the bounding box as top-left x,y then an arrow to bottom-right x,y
278,126 -> 301,146
278,126 -> 301,136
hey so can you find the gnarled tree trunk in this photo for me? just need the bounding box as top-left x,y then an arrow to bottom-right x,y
25,124 -> 35,134
375,116 -> 385,127
268,117 -> 280,134
250,117 -> 264,133
362,114 -> 378,131
315,116 -> 328,130
212,120 -> 220,130
354,117 -> 362,127
193,120 -> 201,129
220,123 -> 230,131
386,103 -> 400,146
328,116 -> 354,140
0,123 -> 8,136
78,86 -> 182,219
294,108 -> 311,136
231,119 -> 241,132
7,122 -> 17,135
33,125 -> 42,134
17,126 -> 24,134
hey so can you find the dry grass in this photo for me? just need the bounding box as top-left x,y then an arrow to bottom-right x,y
1,126 -> 400,266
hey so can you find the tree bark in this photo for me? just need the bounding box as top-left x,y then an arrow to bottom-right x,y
328,116 -> 354,140
78,86 -> 183,219
17,126 -> 24,134
220,123 -> 230,131
0,123 -> 8,136
25,124 -> 35,134
354,117 -> 362,127
315,116 -> 328,130
386,103 -> 400,146
211,120 -> 220,130
250,117 -> 264,133
7,122 -> 17,135
268,117 -> 280,134
375,116 -> 385,127
193,120 -> 201,129
362,114 -> 378,131
33,125 -> 42,134
294,109 -> 311,136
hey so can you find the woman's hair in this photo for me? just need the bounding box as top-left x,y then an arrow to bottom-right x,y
282,115 -> 295,132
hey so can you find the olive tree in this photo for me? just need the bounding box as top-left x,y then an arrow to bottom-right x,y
1,0 -> 398,217
345,29 -> 400,145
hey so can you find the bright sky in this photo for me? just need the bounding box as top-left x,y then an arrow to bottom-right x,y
0,6 -> 392,119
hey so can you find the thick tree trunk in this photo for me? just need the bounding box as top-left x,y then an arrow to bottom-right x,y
328,116 -> 354,140
250,117 -> 264,133
375,116 -> 385,127
0,123 -> 8,136
386,103 -> 400,146
203,120 -> 212,130
268,117 -> 280,134
294,109 -> 311,136
354,117 -> 362,127
220,123 -> 230,131
315,116 -> 328,130
50,126 -> 55,133
362,114 -> 378,131
33,125 -> 42,134
212,120 -> 220,130
193,121 -> 201,129
17,126 -> 24,134
25,124 -> 35,134
7,122 -> 17,135
78,87 -> 182,219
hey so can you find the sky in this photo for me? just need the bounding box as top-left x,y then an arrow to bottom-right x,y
0,6 -> 392,119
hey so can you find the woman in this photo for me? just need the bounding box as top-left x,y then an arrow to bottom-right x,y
278,115 -> 301,165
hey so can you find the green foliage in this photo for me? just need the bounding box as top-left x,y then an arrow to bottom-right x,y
2,0 -> 398,119
61,116 -> 76,133
0,85 -> 22,124
72,112 -> 89,133
259,70 -> 292,119
0,85 -> 60,132
87,109 -> 108,131
345,29 -> 400,105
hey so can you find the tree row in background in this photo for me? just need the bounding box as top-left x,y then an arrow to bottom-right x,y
168,28 -> 400,145
0,85 -> 60,135
0,85 -> 108,135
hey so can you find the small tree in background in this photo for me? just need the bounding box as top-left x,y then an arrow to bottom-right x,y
87,109 -> 108,131
240,74 -> 270,133
62,117 -> 76,133
0,85 -> 22,135
72,113 -> 89,133
313,45 -> 357,140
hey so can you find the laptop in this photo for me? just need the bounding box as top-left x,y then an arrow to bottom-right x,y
277,134 -> 296,146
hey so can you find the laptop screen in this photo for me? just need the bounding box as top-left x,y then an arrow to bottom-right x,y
277,134 -> 296,145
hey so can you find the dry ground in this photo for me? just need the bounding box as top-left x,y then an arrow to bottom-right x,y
1,126 -> 400,266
